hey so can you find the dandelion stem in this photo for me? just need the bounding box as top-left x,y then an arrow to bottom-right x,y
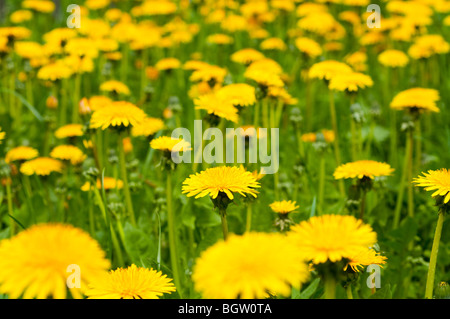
5,181 -> 16,237
118,131 -> 136,226
425,210 -> 445,299
166,171 -> 183,298
346,285 -> 353,299
245,204 -> 252,232
219,208 -> 229,240
317,152 -> 326,215
324,273 -> 336,299
328,89 -> 345,196
393,128 -> 413,229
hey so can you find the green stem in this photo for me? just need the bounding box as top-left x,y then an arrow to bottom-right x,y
118,131 -> 136,226
166,171 -> 183,298
5,181 -> 16,237
245,204 -> 252,232
329,89 -> 345,196
346,285 -> 353,299
425,211 -> 445,299
393,128 -> 413,229
317,152 -> 326,215
324,273 -> 336,299
219,208 -> 229,240
359,189 -> 367,221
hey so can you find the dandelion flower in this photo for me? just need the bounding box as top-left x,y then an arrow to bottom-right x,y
413,169 -> 450,204
182,166 -> 260,200
89,101 -> 146,130
270,200 -> 299,214
287,214 -> 378,264
155,57 -> 181,71
0,223 -> 110,299
194,93 -> 239,123
231,48 -> 265,65
216,83 -> 256,108
54,124 -> 84,139
333,160 -> 394,180
0,128 -> 5,144
50,145 -> 86,165
99,80 -> 130,96
131,117 -> 165,137
85,264 -> 176,299
81,177 -> 124,192
20,157 -> 64,176
192,232 -> 310,299
5,146 -> 39,164
390,88 -> 440,113
295,37 -> 323,58
150,136 -> 192,152
345,248 -> 387,272
328,71 -> 373,93
308,60 -> 352,82
378,49 -> 409,68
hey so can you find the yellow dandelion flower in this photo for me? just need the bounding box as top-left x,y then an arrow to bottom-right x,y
155,57 -> 181,71
207,33 -> 234,45
287,214 -> 378,264
328,71 -> 373,93
297,12 -> 338,36
295,37 -> 323,58
37,60 -> 73,81
231,48 -> 265,65
192,232 -> 310,299
260,37 -> 287,51
345,248 -> 387,272
345,51 -> 367,72
150,136 -> 192,153
10,10 -> 33,24
194,93 -> 239,123
54,124 -> 84,139
89,95 -> 113,111
131,117 -> 165,137
50,145 -> 86,165
81,177 -> 123,192
99,80 -> 130,96
0,128 -> 5,144
182,166 -> 260,200
333,160 -> 394,180
85,264 -> 175,299
89,101 -> 147,130
246,58 -> 283,75
22,0 -> 55,13
20,157 -> 64,176
308,60 -> 353,81
378,49 -> 409,68
189,64 -> 227,85
413,169 -> 450,204
244,68 -> 284,88
390,88 -> 440,113
270,200 -> 299,214
408,34 -> 450,60
216,83 -> 256,108
5,146 -> 38,164
0,223 -> 110,299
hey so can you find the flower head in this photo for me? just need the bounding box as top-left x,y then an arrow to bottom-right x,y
20,157 -> 64,176
0,223 -> 110,299
328,71 -> 373,93
308,60 -> 352,82
192,232 -> 310,299
270,200 -> 299,214
345,248 -> 387,272
131,117 -> 165,137
50,145 -> 86,165
295,37 -> 322,58
182,166 -> 260,201
390,88 -> 440,113
85,264 -> 175,299
99,80 -> 130,96
54,124 -> 84,139
231,48 -> 265,65
194,93 -> 239,123
378,49 -> 409,68
287,214 -> 378,264
150,136 -> 192,152
413,169 -> 450,204
5,146 -> 39,164
216,83 -> 256,108
89,101 -> 146,130
333,160 -> 394,180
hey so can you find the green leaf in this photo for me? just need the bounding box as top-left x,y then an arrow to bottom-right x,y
293,278 -> 320,299
369,283 -> 392,299
0,88 -> 43,122
122,222 -> 158,267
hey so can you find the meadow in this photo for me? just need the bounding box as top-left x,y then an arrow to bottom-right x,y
0,0 -> 449,300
